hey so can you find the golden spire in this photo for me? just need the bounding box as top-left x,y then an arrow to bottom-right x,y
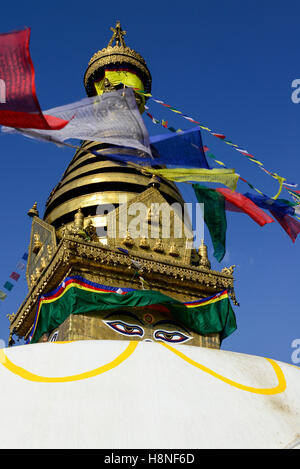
84,21 -> 152,96
108,21 -> 127,48
27,202 -> 39,218
198,239 -> 211,269
44,23 -> 183,243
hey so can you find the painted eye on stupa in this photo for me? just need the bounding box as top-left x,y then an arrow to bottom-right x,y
153,330 -> 191,344
104,320 -> 144,337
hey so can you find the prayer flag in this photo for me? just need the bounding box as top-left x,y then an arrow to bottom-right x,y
150,127 -> 210,169
216,188 -> 274,227
244,192 -> 300,241
244,193 -> 295,217
193,184 -> 227,262
211,133 -> 226,139
146,168 -> 239,191
22,253 -> 28,261
16,262 -> 25,271
0,28 -> 69,130
270,211 -> 300,243
0,290 -> 7,300
3,281 -> 13,291
3,88 -> 152,156
288,189 -> 300,203
117,247 -> 129,255
10,272 -> 20,281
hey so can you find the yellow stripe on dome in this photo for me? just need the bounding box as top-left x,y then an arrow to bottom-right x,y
161,343 -> 287,395
0,341 -> 138,383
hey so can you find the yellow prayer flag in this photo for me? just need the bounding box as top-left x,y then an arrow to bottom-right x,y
272,176 -> 286,200
94,71 -> 146,112
199,126 -> 212,131
144,168 -> 239,192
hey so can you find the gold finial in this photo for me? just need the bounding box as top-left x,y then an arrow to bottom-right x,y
108,21 -> 127,48
221,265 -> 236,276
139,237 -> 150,249
169,243 -> 180,257
122,231 -> 134,247
198,239 -> 211,269
74,208 -> 84,230
27,202 -> 39,218
153,239 -> 164,253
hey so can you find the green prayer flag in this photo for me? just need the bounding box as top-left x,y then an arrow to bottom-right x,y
193,184 -> 227,262
3,281 -> 13,292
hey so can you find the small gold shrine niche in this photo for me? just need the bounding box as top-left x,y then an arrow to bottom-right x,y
106,186 -> 194,264
26,216 -> 57,289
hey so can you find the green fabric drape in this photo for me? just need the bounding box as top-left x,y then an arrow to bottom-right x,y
193,184 -> 227,262
31,285 -> 236,343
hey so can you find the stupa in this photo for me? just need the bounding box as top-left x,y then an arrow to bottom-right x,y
8,21 -> 237,348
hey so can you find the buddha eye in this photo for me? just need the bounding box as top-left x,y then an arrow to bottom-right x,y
153,329 -> 191,344
104,320 -> 144,337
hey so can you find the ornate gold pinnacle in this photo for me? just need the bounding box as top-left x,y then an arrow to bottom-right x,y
198,239 -> 211,269
84,21 -> 152,96
108,21 -> 127,48
27,202 -> 39,218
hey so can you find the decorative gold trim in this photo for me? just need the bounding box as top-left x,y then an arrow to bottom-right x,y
11,237 -> 237,340
84,54 -> 151,90
26,217 -> 57,289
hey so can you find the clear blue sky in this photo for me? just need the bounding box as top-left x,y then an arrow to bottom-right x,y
0,0 -> 299,364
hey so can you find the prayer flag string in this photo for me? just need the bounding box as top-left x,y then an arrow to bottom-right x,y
137,88 -> 298,199
146,110 -> 276,199
0,252 -> 28,302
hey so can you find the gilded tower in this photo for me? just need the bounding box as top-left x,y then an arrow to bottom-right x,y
9,23 -> 237,348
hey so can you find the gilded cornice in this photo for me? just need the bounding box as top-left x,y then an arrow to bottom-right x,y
88,45 -> 147,69
10,237 -> 237,341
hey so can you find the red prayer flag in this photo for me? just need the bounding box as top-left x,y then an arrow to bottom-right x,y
212,133 -> 226,139
216,188 -> 274,227
10,272 -> 20,281
270,211 -> 300,243
0,28 -> 69,130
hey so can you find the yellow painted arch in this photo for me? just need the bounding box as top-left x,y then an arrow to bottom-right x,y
0,341 -> 138,383
0,341 -> 287,394
161,343 -> 287,395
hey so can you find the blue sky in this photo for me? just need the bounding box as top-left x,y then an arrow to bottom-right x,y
0,0 -> 299,364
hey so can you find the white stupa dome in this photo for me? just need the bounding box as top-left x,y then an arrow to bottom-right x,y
0,340 -> 299,449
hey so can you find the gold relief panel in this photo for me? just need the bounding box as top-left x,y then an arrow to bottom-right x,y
26,217 -> 57,289
107,187 -> 194,264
